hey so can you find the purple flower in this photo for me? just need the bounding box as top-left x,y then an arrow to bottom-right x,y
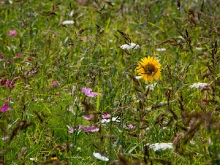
102,112 -> 111,119
83,115 -> 93,120
9,30 -> 18,37
2,136 -> 9,141
0,103 -> 12,113
78,125 -> 99,132
82,87 -> 98,97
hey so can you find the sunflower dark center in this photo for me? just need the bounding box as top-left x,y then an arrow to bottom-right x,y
143,63 -> 156,75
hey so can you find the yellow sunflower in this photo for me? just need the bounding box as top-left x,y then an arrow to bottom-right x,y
136,56 -> 161,82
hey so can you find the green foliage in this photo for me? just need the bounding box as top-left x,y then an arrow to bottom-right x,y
1,0 -> 220,164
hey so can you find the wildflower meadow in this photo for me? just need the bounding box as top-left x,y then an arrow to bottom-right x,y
1,0 -> 220,164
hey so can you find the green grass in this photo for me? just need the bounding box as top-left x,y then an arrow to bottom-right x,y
1,0 -> 220,164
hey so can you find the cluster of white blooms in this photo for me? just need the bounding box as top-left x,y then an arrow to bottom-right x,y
93,152 -> 109,161
120,43 -> 139,50
156,48 -> 166,52
62,20 -> 74,25
101,117 -> 120,124
146,143 -> 173,151
189,82 -> 209,89
146,83 -> 156,91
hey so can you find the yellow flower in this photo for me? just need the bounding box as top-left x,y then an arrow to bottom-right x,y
136,56 -> 161,82
50,156 -> 58,160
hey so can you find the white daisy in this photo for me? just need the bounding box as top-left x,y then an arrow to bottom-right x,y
93,152 -> 109,161
120,43 -> 139,50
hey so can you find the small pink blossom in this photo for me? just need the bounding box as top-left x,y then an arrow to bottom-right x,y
1,78 -> 8,86
50,81 -> 59,87
127,124 -> 136,130
0,103 -> 12,113
102,112 -> 111,119
1,77 -> 19,90
16,54 -> 21,58
78,125 -> 99,132
78,125 -> 84,131
9,30 -> 18,37
82,87 -> 98,97
83,115 -> 93,120
83,126 -> 99,132
68,127 -> 74,134
0,54 -> 3,58
2,136 -> 8,141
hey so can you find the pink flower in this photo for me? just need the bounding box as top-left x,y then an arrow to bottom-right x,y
0,54 -> 3,58
2,136 -> 8,141
1,77 -> 19,90
102,112 -> 111,119
1,78 -> 8,86
0,103 -> 12,113
50,81 -> 59,87
78,125 -> 99,132
68,127 -> 74,134
83,126 -> 99,132
127,124 -> 136,130
16,54 -> 21,58
9,30 -> 18,37
78,125 -> 84,131
83,115 -> 93,120
82,87 -> 98,97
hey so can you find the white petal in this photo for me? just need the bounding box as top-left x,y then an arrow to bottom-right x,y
93,152 -> 109,161
135,76 -> 142,80
69,11 -> 74,17
120,43 -> 139,50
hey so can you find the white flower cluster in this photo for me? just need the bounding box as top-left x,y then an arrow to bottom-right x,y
62,20 -> 74,25
156,48 -> 166,52
101,117 -> 120,124
189,82 -> 209,89
120,43 -> 139,50
146,143 -> 173,151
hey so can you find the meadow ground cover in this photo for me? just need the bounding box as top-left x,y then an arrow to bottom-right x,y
0,0 -> 220,164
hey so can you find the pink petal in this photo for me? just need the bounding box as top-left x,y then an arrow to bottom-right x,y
83,115 -> 93,120
102,112 -> 111,119
1,103 -> 12,112
68,127 -> 74,134
2,136 -> 8,141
